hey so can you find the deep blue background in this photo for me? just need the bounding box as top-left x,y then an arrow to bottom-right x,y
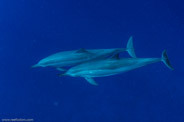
0,0 -> 184,121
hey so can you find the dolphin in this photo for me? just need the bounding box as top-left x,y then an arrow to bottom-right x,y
60,50 -> 174,85
32,36 -> 136,71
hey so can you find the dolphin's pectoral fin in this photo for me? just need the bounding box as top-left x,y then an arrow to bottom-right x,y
56,67 -> 66,71
84,77 -> 98,86
76,48 -> 88,53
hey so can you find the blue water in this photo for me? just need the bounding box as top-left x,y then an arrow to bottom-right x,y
0,0 -> 183,122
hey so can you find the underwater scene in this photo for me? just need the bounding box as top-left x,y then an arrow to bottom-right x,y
0,0 -> 184,122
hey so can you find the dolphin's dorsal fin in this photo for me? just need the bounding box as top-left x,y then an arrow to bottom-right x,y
76,48 -> 88,53
126,36 -> 136,58
110,54 -> 120,60
84,77 -> 98,86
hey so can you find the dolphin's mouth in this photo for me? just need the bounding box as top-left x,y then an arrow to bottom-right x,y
31,64 -> 39,68
58,73 -> 67,77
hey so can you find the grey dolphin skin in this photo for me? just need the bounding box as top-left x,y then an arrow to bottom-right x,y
32,36 -> 136,71
60,50 -> 174,85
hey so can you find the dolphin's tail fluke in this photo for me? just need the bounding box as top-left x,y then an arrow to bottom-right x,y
161,50 -> 174,70
126,36 -> 136,58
